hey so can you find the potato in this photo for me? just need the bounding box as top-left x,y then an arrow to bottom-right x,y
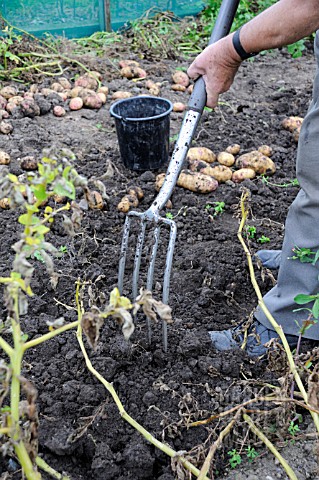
0,95 -> 7,110
173,102 -> 186,112
187,147 -> 216,164
225,144 -> 240,155
24,92 -> 34,100
57,91 -> 69,101
172,71 -> 190,87
83,94 -> 103,109
201,164 -> 232,183
0,86 -> 17,99
128,186 -> 144,200
236,150 -> 260,168
58,77 -> 72,90
53,105 -> 66,117
145,80 -> 161,95
232,168 -> 256,183
119,59 -> 140,69
51,82 -> 64,93
29,84 -> 38,94
117,194 -> 139,213
9,95 -> 24,106
120,66 -> 147,79
20,155 -> 38,171
171,84 -> 186,92
69,97 -> 83,111
76,88 -> 96,100
97,92 -> 107,104
155,173 -> 166,192
145,80 -> 156,89
0,150 -> 10,165
149,86 -> 160,96
86,190 -> 104,209
0,121 -> 13,134
0,109 -> 9,119
258,145 -> 273,157
0,198 -> 10,209
217,152 -> 235,167
20,98 -> 40,118
41,88 -> 55,97
187,158 -> 210,172
187,84 -> 194,94
177,170 -> 218,193
236,151 -> 276,175
112,91 -> 133,100
70,86 -> 84,98
98,86 -> 109,96
6,102 -> 18,114
281,116 -> 303,132
75,75 -> 98,90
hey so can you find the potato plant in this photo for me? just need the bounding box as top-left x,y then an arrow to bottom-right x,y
0,151 -> 207,480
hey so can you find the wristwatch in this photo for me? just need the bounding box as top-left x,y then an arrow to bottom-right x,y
232,27 -> 259,60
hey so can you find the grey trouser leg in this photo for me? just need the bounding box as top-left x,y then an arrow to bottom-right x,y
255,32 -> 319,340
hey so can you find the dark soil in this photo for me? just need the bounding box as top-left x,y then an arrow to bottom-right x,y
0,44 -> 318,480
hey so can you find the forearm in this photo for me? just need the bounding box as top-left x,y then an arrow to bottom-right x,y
240,0 -> 319,54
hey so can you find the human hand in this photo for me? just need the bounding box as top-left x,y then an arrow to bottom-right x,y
187,35 -> 242,108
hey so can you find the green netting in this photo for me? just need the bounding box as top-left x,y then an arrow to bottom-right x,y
0,0 -> 205,38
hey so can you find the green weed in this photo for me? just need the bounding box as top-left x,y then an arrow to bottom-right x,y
228,449 -> 242,469
257,235 -> 270,244
205,201 -> 225,217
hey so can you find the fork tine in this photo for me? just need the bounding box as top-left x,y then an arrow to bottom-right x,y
162,218 -> 177,352
132,219 -> 146,300
118,215 -> 131,294
145,224 -> 161,344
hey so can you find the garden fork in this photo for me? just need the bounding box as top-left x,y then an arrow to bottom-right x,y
118,0 -> 240,351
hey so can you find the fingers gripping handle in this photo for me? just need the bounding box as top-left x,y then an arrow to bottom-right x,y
188,0 -> 240,113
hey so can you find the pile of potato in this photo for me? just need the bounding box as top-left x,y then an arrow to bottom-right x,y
155,144 -> 276,194
0,71 -> 111,133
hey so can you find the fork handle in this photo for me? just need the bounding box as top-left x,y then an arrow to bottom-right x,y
148,0 -> 240,216
188,0 -> 241,113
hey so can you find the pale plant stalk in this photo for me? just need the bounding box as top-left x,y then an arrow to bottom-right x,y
238,191 -> 319,434
243,413 -> 298,480
197,410 -> 241,480
75,282 -> 210,480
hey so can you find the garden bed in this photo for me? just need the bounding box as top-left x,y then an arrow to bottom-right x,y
0,41 -> 318,480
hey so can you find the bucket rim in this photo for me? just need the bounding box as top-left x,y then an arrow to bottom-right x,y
110,95 -> 173,122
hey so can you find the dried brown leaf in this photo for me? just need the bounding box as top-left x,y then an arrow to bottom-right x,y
112,307 -> 135,340
81,311 -> 104,350
171,452 -> 191,480
134,288 -> 173,325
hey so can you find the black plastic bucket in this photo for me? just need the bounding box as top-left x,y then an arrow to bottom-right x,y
110,96 -> 173,171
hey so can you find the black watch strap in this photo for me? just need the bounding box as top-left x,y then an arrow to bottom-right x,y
232,27 -> 258,60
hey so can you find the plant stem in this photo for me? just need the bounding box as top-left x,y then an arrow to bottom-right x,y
0,336 -> 14,357
197,410 -> 241,480
190,394 -> 319,426
9,290 -> 41,480
23,321 -> 78,351
238,191 -> 319,434
75,283 -> 210,480
36,456 -> 70,480
243,413 -> 298,480
0,427 -> 10,434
